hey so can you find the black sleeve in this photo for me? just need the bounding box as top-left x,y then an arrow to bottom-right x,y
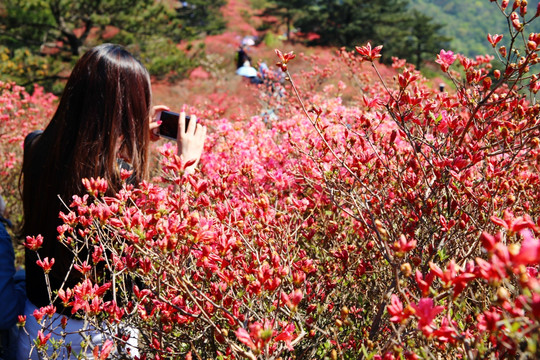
24,130 -> 44,150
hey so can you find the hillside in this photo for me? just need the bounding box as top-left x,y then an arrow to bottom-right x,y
151,0 -> 344,119
151,0 -> 536,112
410,0 -> 540,57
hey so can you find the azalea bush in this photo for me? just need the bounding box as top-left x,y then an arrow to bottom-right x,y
0,82 -> 56,224
4,0 -> 540,359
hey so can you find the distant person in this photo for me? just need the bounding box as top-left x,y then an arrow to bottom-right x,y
236,45 -> 251,69
0,195 -> 25,360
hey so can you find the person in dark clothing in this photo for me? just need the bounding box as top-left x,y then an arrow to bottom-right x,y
236,45 -> 251,69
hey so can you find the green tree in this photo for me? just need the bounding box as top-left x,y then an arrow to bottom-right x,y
293,0 -> 413,61
0,0 -> 225,90
0,0 -> 181,57
259,0 -> 310,40
406,10 -> 451,69
175,0 -> 227,37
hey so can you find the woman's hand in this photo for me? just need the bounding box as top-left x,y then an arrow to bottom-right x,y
177,112 -> 206,174
149,105 -> 170,142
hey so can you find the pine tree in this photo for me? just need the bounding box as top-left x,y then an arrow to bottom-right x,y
406,10 -> 451,69
259,0 -> 311,40
286,0 -> 450,66
294,0 -> 412,57
175,0 -> 227,37
0,0 -> 225,89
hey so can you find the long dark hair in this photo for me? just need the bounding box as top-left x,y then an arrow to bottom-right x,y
22,44 -> 152,308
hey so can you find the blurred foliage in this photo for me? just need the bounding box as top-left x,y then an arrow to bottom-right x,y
133,37 -> 199,81
410,0 -> 540,57
263,32 -> 283,48
175,0 -> 227,36
0,46 -> 67,93
258,0 -> 309,40
0,0 -> 225,93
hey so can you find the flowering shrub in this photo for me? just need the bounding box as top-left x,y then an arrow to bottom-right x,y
0,82 -> 56,223
5,0 -> 540,359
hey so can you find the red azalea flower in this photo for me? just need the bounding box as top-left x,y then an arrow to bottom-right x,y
37,330 -> 51,347
24,234 -> 43,251
355,42 -> 383,62
36,257 -> 55,273
411,298 -> 444,336
487,33 -> 503,48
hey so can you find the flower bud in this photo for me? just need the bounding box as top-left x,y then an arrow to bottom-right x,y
482,77 -> 492,91
341,306 -> 349,319
497,287 -> 510,301
508,243 -> 520,256
400,262 -> 412,277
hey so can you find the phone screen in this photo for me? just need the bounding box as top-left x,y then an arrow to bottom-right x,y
158,111 -> 190,140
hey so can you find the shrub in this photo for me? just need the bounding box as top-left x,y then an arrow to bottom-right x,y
8,1 -> 540,359
0,82 -> 56,224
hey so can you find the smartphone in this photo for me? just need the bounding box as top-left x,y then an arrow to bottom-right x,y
158,111 -> 191,140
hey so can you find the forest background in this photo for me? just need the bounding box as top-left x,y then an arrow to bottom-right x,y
2,0 -> 534,96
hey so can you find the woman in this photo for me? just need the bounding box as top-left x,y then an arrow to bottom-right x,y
18,43 -> 206,358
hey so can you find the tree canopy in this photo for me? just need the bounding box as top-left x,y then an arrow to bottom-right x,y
261,0 -> 451,67
0,0 -> 225,91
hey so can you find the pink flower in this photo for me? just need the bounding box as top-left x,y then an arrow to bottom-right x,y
275,49 -> 296,71
82,177 -> 108,195
393,234 -> 417,254
415,270 -> 434,297
411,298 -> 444,336
37,330 -> 51,347
24,234 -> 43,251
275,49 -> 296,64
57,288 -> 73,305
429,260 -> 475,297
74,260 -> 92,275
36,257 -> 55,273
388,294 -> 410,323
288,289 -> 303,311
432,317 -> 457,343
487,34 -> 503,47
477,307 -> 501,332
355,42 -> 383,61
274,322 -> 296,350
512,229 -> 540,265
480,231 -> 502,252
490,209 -> 536,236
435,50 -> 457,72
93,339 -> 115,360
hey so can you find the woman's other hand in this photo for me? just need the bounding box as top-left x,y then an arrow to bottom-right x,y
178,112 -> 206,174
149,105 -> 170,142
